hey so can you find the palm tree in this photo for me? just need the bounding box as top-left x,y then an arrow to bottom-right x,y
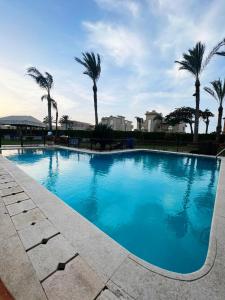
59,115 -> 70,130
175,42 -> 206,143
27,67 -> 54,131
43,116 -> 53,128
204,79 -> 225,141
51,100 -> 58,132
175,39 -> 225,143
75,52 -> 101,125
200,109 -> 214,134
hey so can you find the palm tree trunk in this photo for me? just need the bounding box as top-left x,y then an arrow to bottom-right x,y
193,78 -> 200,143
206,119 -> 209,134
56,111 -> 58,132
189,122 -> 193,135
216,105 -> 223,142
47,93 -> 52,131
93,81 -> 98,126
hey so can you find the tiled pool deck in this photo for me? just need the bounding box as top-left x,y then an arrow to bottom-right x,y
0,147 -> 225,300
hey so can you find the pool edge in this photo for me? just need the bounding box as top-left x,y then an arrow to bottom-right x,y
0,147 -> 224,283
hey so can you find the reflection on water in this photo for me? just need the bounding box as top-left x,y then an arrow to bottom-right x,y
3,148 -> 220,274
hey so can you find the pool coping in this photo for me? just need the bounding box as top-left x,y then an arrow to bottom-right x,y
1,147 -> 225,299
54,146 -> 222,281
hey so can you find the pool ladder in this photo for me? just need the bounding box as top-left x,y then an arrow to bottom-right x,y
216,147 -> 225,157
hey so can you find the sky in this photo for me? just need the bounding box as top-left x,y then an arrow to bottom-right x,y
0,0 -> 225,132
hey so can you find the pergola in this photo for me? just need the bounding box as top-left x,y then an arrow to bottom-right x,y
0,115 -> 45,129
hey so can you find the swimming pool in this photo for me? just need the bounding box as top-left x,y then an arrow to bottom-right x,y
3,148 -> 220,274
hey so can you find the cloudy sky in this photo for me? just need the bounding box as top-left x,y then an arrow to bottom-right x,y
0,0 -> 225,132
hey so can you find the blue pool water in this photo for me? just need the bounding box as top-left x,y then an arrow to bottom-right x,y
3,149 -> 220,273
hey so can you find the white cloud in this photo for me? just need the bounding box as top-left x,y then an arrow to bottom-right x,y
95,0 -> 141,18
83,21 -> 148,76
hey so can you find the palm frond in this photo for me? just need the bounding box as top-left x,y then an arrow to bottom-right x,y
45,72 -> 53,89
203,38 -> 225,69
41,94 -> 48,101
27,67 -> 53,90
216,51 -> 225,56
204,86 -> 218,101
27,67 -> 43,77
175,42 -> 205,78
75,52 -> 101,81
51,99 -> 57,110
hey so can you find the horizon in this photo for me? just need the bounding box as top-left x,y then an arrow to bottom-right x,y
0,0 -> 225,132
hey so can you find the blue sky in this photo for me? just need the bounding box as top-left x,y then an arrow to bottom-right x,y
0,0 -> 225,132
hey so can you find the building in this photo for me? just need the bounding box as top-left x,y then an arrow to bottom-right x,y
60,120 -> 94,131
101,115 -> 133,131
136,110 -> 185,133
0,115 -> 46,129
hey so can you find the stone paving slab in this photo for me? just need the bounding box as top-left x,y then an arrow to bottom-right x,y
12,207 -> 46,230
0,185 -> 23,197
0,234 -> 47,300
42,255 -> 105,300
111,256 -> 225,300
27,234 -> 77,281
106,281 -> 133,300
6,198 -> 36,216
0,205 -> 16,242
0,195 -> 4,206
3,191 -> 30,205
97,289 -> 121,300
18,219 -> 59,250
0,181 -> 18,190
0,176 -> 14,184
0,170 -> 9,176
76,228 -> 128,281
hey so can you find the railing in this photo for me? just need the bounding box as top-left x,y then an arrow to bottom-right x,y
0,135 -> 46,148
216,148 -> 225,157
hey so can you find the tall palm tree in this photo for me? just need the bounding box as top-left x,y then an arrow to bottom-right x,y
59,115 -> 70,130
27,67 -> 54,131
175,42 -> 206,143
75,52 -> 101,126
200,109 -> 214,134
204,79 -> 225,141
175,39 -> 225,143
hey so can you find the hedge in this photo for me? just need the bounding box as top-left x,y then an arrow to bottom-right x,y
0,128 -> 224,143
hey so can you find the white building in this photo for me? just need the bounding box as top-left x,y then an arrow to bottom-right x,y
137,110 -> 185,133
60,120 -> 94,131
101,115 -> 133,131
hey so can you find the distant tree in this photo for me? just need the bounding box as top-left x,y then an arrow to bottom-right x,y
204,79 -> 225,141
75,52 -> 101,126
93,124 -> 113,139
43,116 -> 53,128
165,107 -> 195,134
200,109 -> 214,134
59,115 -> 71,130
27,67 -> 54,131
175,39 -> 225,143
